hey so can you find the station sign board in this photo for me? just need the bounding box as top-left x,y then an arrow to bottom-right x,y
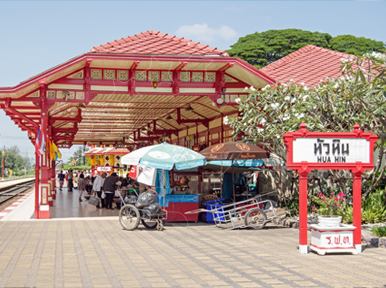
293,138 -> 370,164
283,123 -> 378,171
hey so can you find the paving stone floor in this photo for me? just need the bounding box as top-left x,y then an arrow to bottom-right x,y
0,219 -> 386,287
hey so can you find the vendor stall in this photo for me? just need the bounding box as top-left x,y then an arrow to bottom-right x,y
85,147 -> 106,176
121,143 -> 206,223
103,148 -> 131,176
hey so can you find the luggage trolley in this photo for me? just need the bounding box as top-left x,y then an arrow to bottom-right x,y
117,190 -> 167,231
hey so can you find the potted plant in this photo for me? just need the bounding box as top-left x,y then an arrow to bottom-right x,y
312,192 -> 346,227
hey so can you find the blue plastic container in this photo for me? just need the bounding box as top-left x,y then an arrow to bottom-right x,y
202,198 -> 225,223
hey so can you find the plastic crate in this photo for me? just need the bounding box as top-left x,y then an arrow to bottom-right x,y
201,198 -> 225,223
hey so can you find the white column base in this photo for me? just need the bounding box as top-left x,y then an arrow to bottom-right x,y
299,245 -> 308,254
355,244 -> 362,254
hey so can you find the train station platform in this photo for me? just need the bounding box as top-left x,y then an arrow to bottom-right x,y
1,218 -> 386,287
1,184 -> 121,221
0,177 -> 34,190
1,184 -> 386,287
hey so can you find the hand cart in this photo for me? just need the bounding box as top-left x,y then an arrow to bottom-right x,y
185,191 -> 281,230
117,190 -> 167,231
210,196 -> 277,230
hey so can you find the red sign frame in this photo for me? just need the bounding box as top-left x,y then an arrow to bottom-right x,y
283,123 -> 378,172
282,123 -> 378,255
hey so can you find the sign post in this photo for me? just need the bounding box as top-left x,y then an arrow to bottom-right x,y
283,123 -> 378,254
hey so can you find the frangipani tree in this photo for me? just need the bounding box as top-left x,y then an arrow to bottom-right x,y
228,52 -> 386,199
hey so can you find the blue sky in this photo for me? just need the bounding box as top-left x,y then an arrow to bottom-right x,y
0,1 -> 385,161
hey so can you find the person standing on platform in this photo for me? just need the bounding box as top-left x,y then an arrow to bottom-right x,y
67,169 -> 73,192
102,172 -> 118,210
58,171 -> 65,191
92,172 -> 107,208
78,173 -> 86,202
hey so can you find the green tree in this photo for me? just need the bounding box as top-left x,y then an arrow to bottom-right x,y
329,35 -> 385,55
228,52 -> 386,199
227,29 -> 332,68
68,146 -> 89,167
1,145 -> 32,176
228,29 -> 385,68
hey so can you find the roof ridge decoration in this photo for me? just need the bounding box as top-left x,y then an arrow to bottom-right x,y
90,30 -> 229,56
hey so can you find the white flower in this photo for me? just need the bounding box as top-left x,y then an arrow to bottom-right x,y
235,98 -> 241,104
298,113 -> 305,119
271,103 -> 279,109
284,96 -> 290,101
261,85 -> 270,91
223,116 -> 229,125
261,118 -> 266,124
302,95 -> 309,101
257,128 -> 263,133
250,86 -> 256,91
340,58 -> 349,63
291,98 -> 296,103
304,86 -> 309,91
333,83 -> 339,88
301,82 -> 305,86
282,83 -> 287,87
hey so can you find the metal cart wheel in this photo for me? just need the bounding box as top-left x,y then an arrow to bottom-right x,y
156,220 -> 164,231
244,208 -> 267,230
141,218 -> 158,229
119,204 -> 140,231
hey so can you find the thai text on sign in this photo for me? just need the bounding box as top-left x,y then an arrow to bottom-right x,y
292,138 -> 370,164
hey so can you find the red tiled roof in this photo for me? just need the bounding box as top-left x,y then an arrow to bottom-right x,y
90,30 -> 229,56
104,148 -> 130,155
260,45 -> 353,87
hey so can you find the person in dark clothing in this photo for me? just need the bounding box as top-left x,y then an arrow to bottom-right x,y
67,169 -> 73,192
58,171 -> 65,191
102,172 -> 118,210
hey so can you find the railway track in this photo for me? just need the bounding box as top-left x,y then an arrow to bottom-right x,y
0,180 -> 35,205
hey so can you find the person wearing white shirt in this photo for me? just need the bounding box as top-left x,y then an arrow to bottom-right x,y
92,172 -> 107,208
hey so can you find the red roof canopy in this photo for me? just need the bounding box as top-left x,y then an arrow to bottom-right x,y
91,30 -> 229,56
261,45 -> 353,87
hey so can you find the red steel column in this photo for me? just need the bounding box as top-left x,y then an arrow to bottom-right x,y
39,87 -> 50,219
352,171 -> 363,253
40,150 -> 50,218
298,170 -> 309,254
51,160 -> 56,200
47,156 -> 53,206
34,152 -> 40,219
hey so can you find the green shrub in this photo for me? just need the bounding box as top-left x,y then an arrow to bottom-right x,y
362,189 -> 386,224
371,226 -> 386,238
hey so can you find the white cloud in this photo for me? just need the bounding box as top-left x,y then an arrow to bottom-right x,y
175,23 -> 237,43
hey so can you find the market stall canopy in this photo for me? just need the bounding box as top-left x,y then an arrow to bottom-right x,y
121,142 -> 206,170
200,142 -> 270,161
0,30 -> 275,148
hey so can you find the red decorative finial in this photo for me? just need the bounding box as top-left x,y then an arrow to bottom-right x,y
353,123 -> 360,130
299,122 -> 306,129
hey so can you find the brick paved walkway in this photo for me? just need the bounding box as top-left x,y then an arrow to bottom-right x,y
0,220 -> 385,287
